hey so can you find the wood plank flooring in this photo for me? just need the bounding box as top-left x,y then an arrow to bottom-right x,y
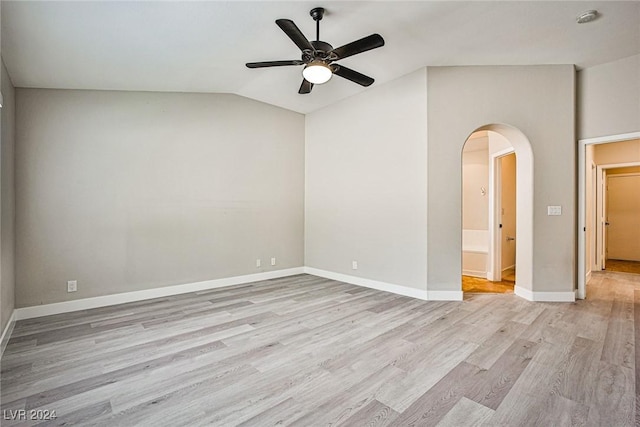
461,275 -> 515,294
1,272 -> 638,426
462,267 -> 515,294
606,259 -> 640,275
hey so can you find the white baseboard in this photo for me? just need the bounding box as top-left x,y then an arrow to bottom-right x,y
502,264 -> 516,272
514,286 -> 533,300
427,290 -> 464,301
11,265 -> 576,323
515,286 -> 576,302
304,267 -> 463,301
304,267 -> 430,300
1,310 -> 17,357
462,269 -> 486,278
585,270 -> 592,283
15,267 -> 305,321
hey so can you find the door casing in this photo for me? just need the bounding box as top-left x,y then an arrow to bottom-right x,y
578,131 -> 640,299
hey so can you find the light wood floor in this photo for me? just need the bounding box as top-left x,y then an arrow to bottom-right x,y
462,267 -> 516,294
606,259 -> 640,275
462,276 -> 515,294
1,272 -> 638,426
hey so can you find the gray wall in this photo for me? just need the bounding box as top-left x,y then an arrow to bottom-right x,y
305,69 -> 428,290
578,54 -> 640,139
1,59 -> 16,331
427,65 -> 576,293
15,89 -> 304,307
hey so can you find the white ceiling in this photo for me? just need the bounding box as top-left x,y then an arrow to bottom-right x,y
2,1 -> 639,114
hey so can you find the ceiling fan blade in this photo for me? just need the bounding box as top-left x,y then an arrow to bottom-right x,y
299,79 -> 314,94
332,65 -> 374,87
246,60 -> 304,68
330,34 -> 384,60
276,19 -> 314,52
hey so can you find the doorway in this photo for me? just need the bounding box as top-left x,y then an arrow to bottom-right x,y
578,133 -> 640,299
498,153 -> 517,282
599,165 -> 640,272
461,131 -> 516,294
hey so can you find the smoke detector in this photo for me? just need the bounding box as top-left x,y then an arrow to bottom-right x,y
576,10 -> 599,24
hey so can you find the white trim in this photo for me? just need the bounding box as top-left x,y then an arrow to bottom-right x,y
468,124 -> 533,295
515,286 -> 576,302
607,172 -> 640,178
1,310 -> 17,357
578,131 -> 640,301
502,264 -> 515,272
578,131 -> 640,146
598,161 -> 640,170
462,269 -> 486,278
491,147 -> 516,158
514,286 -> 534,301
304,267 -> 430,300
487,148 -> 515,281
427,290 -> 464,301
15,268 -> 305,320
578,138 -> 587,299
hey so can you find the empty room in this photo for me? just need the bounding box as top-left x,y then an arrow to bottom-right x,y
1,1 -> 640,426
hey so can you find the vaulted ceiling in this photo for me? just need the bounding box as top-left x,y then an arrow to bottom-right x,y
2,1 -> 639,113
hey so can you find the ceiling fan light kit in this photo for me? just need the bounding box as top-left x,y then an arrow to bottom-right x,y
302,60 -> 332,84
246,7 -> 384,94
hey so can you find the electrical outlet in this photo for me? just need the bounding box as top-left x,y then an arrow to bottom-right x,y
67,280 -> 77,292
256,259 -> 261,268
271,257 -> 276,266
352,261 -> 358,270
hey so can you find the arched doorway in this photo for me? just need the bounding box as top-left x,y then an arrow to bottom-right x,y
460,124 -> 534,299
461,131 -> 516,293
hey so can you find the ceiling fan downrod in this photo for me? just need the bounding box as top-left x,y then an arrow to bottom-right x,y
310,7 -> 324,42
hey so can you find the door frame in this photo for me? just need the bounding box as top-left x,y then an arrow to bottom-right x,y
488,147 -> 515,282
597,167 -> 608,270
599,169 -> 640,266
596,163 -> 640,270
578,131 -> 640,299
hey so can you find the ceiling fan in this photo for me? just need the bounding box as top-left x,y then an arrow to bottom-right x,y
246,7 -> 384,94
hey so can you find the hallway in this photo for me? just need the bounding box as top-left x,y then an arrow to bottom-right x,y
605,259 -> 640,275
463,267 -> 515,294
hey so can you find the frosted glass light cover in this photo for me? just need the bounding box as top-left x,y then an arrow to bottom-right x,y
302,62 -> 332,84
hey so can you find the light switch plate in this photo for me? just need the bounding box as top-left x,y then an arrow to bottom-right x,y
547,205 -> 562,216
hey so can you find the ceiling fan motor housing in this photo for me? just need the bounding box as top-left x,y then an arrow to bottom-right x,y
309,41 -> 334,59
